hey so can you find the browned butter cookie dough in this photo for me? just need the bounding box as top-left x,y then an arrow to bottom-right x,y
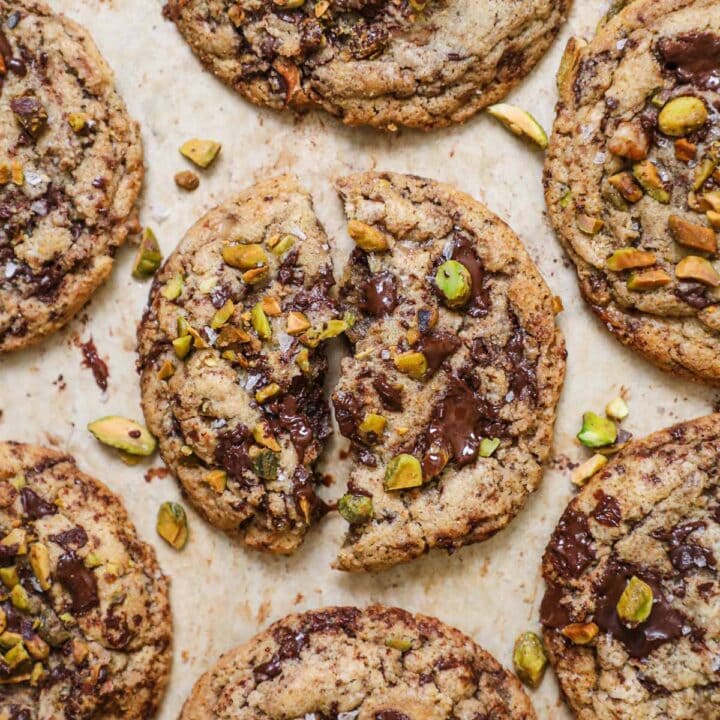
137,175 -> 340,555
545,0 -> 720,385
332,172 -> 566,572
0,0 -> 143,353
180,605 -> 537,720
541,414 -> 720,720
0,442 -> 172,720
163,0 -> 572,131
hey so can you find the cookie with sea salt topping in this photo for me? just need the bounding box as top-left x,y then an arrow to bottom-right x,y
0,441 -> 171,719
0,0 -> 143,352
540,414 -> 720,719
545,0 -> 720,384
180,605 -> 536,720
163,0 -> 571,131
137,175 -> 340,555
332,172 -> 566,572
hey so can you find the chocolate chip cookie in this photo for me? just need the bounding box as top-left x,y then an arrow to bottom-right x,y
332,172 -> 566,572
180,605 -> 537,720
163,0 -> 571,131
541,414 -> 720,719
0,442 -> 172,719
137,175 -> 340,555
0,0 -> 143,353
545,0 -> 720,385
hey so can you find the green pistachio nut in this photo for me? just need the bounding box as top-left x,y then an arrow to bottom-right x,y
132,228 -> 163,279
338,494 -> 373,524
577,412 -> 617,448
87,416 -> 156,456
156,502 -> 189,550
384,454 -> 423,491
435,260 -> 472,308
616,576 -> 653,627
513,631 -> 547,688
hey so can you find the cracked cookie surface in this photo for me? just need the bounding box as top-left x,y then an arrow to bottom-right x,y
0,442 -> 172,720
137,175 -> 339,555
180,604 -> 536,720
0,0 -> 143,352
332,172 -> 566,572
163,0 -> 571,131
545,0 -> 720,384
541,414 -> 720,720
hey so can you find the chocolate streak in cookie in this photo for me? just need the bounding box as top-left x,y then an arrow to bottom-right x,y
545,0 -> 720,384
332,172 -> 566,572
0,442 -> 171,720
541,414 -> 720,719
137,176 -> 339,554
0,0 -> 143,352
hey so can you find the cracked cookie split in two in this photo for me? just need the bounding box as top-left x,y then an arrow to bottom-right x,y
0,442 -> 172,719
180,605 -> 537,720
163,0 -> 572,131
545,0 -> 720,384
541,414 -> 720,719
0,0 -> 143,352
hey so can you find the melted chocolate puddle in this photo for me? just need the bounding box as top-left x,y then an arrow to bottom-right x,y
658,31 -> 720,89
360,271 -> 397,317
545,506 -> 596,578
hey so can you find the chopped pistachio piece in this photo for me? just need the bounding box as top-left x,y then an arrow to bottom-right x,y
658,96 -> 708,137
0,566 -> 19,589
30,661 -> 45,686
262,296 -> 282,316
5,642 -> 30,670
605,247 -> 656,272
358,413 -> 386,442
576,214 -> 604,235
217,326 -> 251,346
10,584 -> 29,611
486,104 -> 548,149
172,334 -> 192,359
608,120 -> 649,160
577,412 -> 617,448
157,360 -> 176,381
627,268 -> 672,291
255,383 -> 281,404
242,266 -> 269,285
608,172 -> 643,203
87,416 -> 157,456
253,423 -> 281,452
222,243 -> 267,269
251,302 -> 272,340
674,138 -> 697,162
435,260 -> 472,308
616,576 -> 653,627
571,453 -> 608,486
668,215 -> 717,253
347,220 -> 389,252
287,311 -> 310,336
338,494 -> 373,524
676,256 -> 720,286
2,528 -> 27,555
179,138 -> 221,168
301,316 -> 354,347
29,543 -> 51,591
479,438 -> 501,457
384,635 -> 413,651
605,397 -> 629,421
174,170 -> 199,191
252,449 -> 279,480
211,300 -> 235,329
561,622 -> 599,645
11,160 -> 23,186
161,274 -> 184,300
0,630 -> 23,649
156,502 -> 189,550
693,153 -> 718,191
204,469 -> 227,494
385,454 -> 423,491
513,631 -> 547,688
633,161 -> 670,203
24,634 -> 49,660
270,234 -> 296,256
295,347 -> 311,373
132,228 -> 163,279
9,474 -> 25,490
393,351 -> 427,380
68,111 -> 90,133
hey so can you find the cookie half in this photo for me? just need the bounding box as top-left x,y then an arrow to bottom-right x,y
545,0 -> 720,384
0,0 -> 143,352
0,442 -> 172,719
541,414 -> 720,719
332,172 -> 566,572
180,605 -> 536,720
163,0 -> 571,131
138,175 -> 339,555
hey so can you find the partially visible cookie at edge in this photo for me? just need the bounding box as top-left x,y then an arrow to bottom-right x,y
180,605 -> 537,720
545,0 -> 720,384
0,0 -> 143,352
163,0 -> 572,131
137,175 -> 340,555
0,441 -> 172,719
332,172 -> 566,572
540,414 -> 720,719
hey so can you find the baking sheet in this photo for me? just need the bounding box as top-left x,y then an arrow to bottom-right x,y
0,0 -> 715,717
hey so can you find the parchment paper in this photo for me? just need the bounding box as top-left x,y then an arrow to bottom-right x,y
0,1 -> 714,717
